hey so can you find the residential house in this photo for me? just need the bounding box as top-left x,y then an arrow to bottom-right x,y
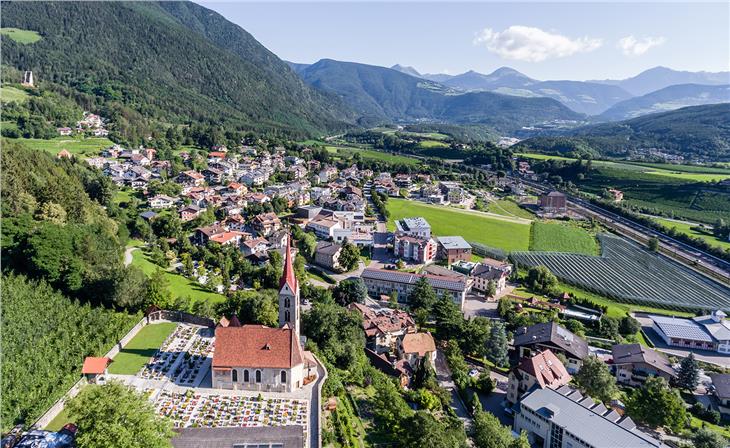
348,303 -> 416,354
57,127 -> 73,136
149,194 -> 177,209
178,170 -> 205,186
393,234 -> 436,264
513,322 -> 590,373
306,217 -> 342,239
209,231 -> 247,247
710,374 -> 730,419
314,241 -> 342,271
332,228 -> 374,247
396,332 -> 437,369
180,204 -> 205,222
203,167 -> 224,184
252,212 -> 281,237
394,217 -> 431,238
507,350 -> 571,404
194,224 -> 226,245
470,263 -> 509,296
610,344 -> 676,386
436,236 -> 472,265
241,237 -> 270,257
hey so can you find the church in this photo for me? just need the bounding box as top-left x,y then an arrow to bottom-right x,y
211,234 -> 306,392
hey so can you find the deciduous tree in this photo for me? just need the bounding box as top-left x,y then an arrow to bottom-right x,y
573,356 -> 618,403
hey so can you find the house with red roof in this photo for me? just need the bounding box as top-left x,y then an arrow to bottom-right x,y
506,349 -> 571,404
82,357 -> 111,384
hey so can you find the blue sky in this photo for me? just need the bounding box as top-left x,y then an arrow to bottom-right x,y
199,1 -> 730,81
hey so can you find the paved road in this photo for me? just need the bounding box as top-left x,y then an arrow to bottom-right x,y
434,350 -> 473,431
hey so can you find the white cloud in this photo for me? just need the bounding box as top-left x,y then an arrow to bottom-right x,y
617,35 -> 666,56
473,25 -> 603,62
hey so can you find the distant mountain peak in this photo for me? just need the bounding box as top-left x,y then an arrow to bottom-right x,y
390,64 -> 422,77
489,66 -> 527,77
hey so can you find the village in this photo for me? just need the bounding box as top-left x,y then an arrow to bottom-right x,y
10,127 -> 725,448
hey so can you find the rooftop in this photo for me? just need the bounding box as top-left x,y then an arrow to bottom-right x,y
396,217 -> 430,232
400,332 -> 436,356
362,268 -> 467,292
172,426 -> 304,448
437,236 -> 472,250
82,357 -> 111,375
611,344 -> 676,377
517,349 -> 571,389
711,373 -> 730,399
213,325 -> 303,369
651,315 -> 714,343
513,322 -> 589,360
520,387 -> 667,448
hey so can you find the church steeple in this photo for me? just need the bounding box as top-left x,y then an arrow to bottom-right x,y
278,233 -> 300,337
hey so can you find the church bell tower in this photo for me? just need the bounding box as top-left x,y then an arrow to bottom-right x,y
278,234 -> 300,337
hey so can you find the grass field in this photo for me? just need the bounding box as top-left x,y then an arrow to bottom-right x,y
488,198 -> 535,220
418,139 -> 449,149
107,322 -> 178,375
652,217 -> 730,251
1,28 -> 42,44
8,137 -> 114,157
386,198 -> 531,251
530,222 -> 599,255
325,145 -> 420,166
1,85 -> 30,103
131,246 -> 226,304
113,189 -> 136,206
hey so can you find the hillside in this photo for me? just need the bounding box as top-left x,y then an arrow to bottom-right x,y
297,59 -> 583,132
1,1 -> 356,139
516,104 -> 730,160
593,66 -> 730,96
598,84 -> 730,120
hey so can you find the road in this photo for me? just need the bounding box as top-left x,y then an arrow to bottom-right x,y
123,246 -> 138,267
434,350 -> 473,431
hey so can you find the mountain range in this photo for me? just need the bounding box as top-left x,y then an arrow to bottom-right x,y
291,59 -> 582,133
390,64 -> 729,118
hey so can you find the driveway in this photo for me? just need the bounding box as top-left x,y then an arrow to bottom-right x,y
462,294 -> 499,319
478,370 -> 512,426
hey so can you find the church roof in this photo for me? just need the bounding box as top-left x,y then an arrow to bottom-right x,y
213,325 -> 304,369
280,234 -> 298,292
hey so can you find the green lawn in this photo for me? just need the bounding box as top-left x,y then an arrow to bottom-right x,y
45,407 -> 72,431
113,189 -> 136,206
1,28 -> 42,44
386,198 -> 531,251
530,222 -> 599,255
8,137 -> 113,157
325,145 -> 420,166
488,198 -> 535,220
1,85 -> 30,103
107,322 -> 178,374
130,246 -> 226,304
689,416 -> 730,438
653,217 -> 730,251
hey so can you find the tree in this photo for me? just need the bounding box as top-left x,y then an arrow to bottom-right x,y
433,294 -> 465,342
619,315 -> 641,336
497,297 -> 513,318
400,412 -> 467,448
573,356 -> 618,403
409,277 -> 437,313
65,382 -> 173,448
372,376 -> 413,433
692,428 -> 727,448
598,316 -> 620,340
473,409 -> 512,448
216,290 -> 278,327
146,268 -> 173,309
626,377 -> 687,432
676,353 -> 700,391
485,280 -> 497,299
111,266 -> 149,309
485,321 -> 509,367
647,237 -> 660,252
338,241 -> 360,272
526,265 -> 557,294
332,278 -> 368,306
510,431 -> 531,448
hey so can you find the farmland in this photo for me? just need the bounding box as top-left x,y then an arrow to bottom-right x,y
7,136 -> 114,157
386,198 -> 531,251
652,217 -> 730,251
511,234 -> 730,311
325,145 -> 420,166
529,222 -> 599,255
0,27 -> 42,44
487,198 -> 535,220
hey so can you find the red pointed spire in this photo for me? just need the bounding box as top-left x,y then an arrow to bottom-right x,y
280,233 -> 298,292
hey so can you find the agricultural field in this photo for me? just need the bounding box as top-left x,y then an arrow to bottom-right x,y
130,246 -> 226,305
7,136 -> 114,157
386,198 -> 531,251
511,234 -> 730,311
107,322 -> 178,375
0,27 -> 42,44
1,85 -> 30,103
518,152 -> 730,182
418,139 -> 449,149
529,222 -> 599,255
652,217 -> 730,251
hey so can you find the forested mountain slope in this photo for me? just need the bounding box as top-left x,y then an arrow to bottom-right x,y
1,1 -> 356,139
598,84 -> 730,120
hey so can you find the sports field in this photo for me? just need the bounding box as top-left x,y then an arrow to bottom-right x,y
386,198 -> 531,251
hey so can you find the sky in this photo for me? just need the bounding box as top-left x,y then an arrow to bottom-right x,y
198,1 -> 730,81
